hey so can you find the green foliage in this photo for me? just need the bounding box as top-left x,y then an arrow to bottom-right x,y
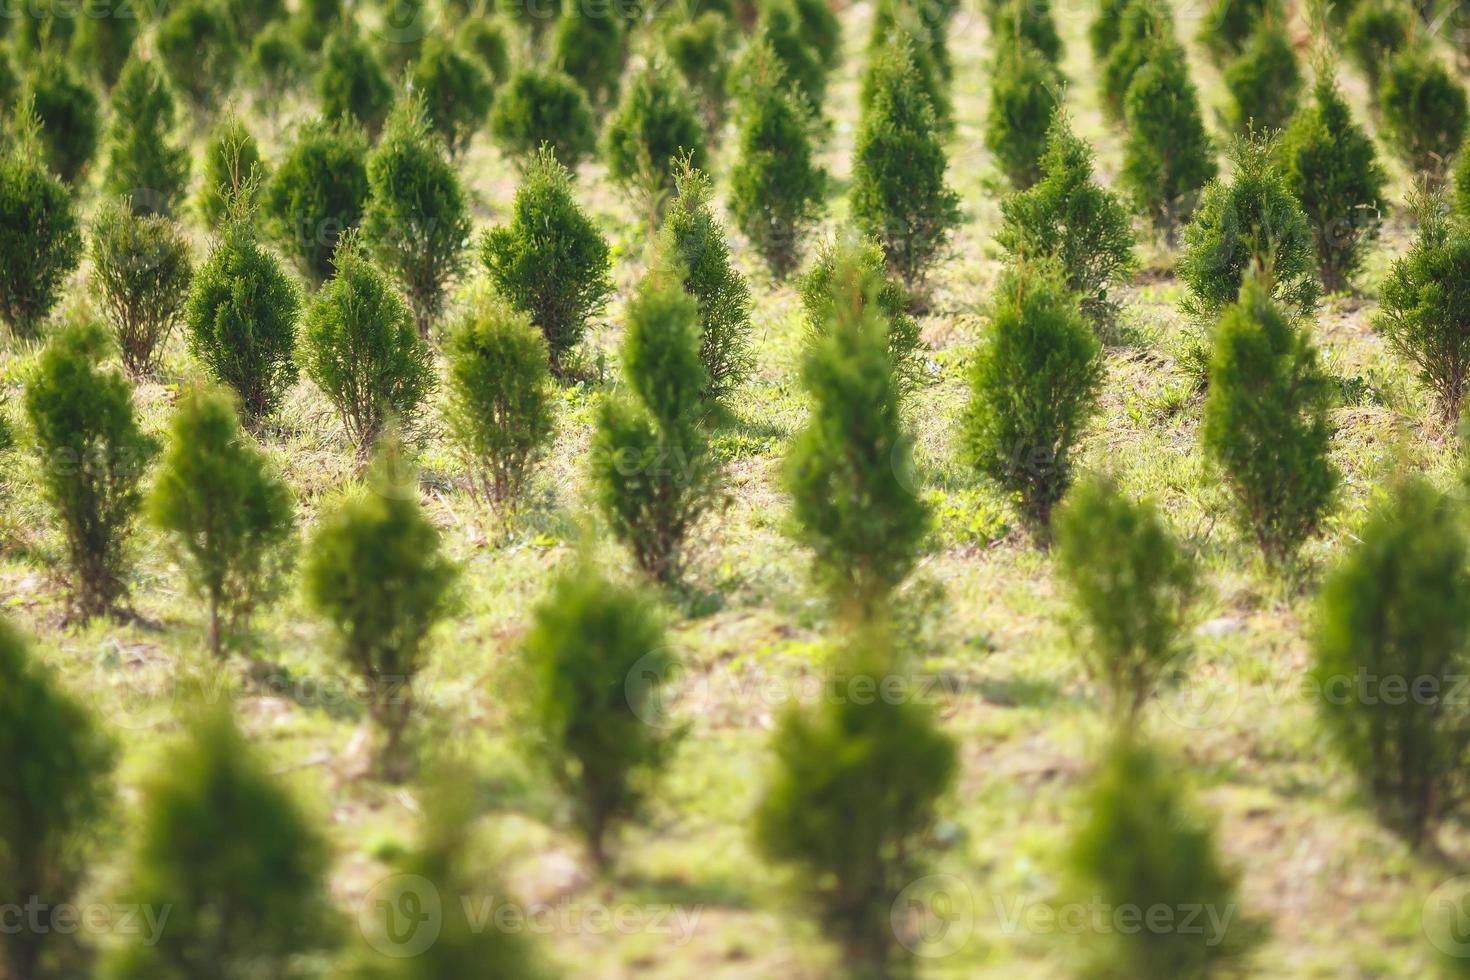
443,294 -> 556,513
0,46 -> 15,111
186,222 -> 302,425
988,0 -> 1063,64
90,199 -> 193,377
497,0 -> 563,53
0,122 -> 82,338
1197,0 -> 1277,63
590,270 -> 717,582
728,42 -> 826,279
1375,188 -> 1470,422
799,237 -> 926,398
1313,474 -> 1470,848
106,706 -> 337,979
998,113 -> 1136,332
1100,0 -> 1170,120
103,53 -> 191,217
1089,0 -> 1127,64
1178,135 -> 1318,325
318,30 -> 394,139
1222,17 -> 1301,134
149,384 -> 295,657
302,238 -> 437,449
71,0 -> 138,89
303,438 -> 457,781
786,248 -> 931,608
411,36 -> 495,155
659,160 -> 754,400
1379,48 -> 1469,183
264,117 -> 370,286
963,260 -> 1103,534
793,0 -> 841,70
25,56 -> 99,184
868,0 -> 954,130
520,557 -> 673,868
851,38 -> 961,291
552,3 -> 625,108
1202,274 -> 1336,566
0,617 -> 113,980
605,62 -> 707,225
489,67 -> 598,169
1068,737 -> 1263,978
156,0 -> 240,114
984,40 -> 1062,190
24,320 -> 157,619
199,114 -> 265,227
1120,38 -> 1217,246
361,97 -> 472,338
461,17 -> 511,85
1343,0 -> 1411,91
664,11 -> 734,134
1054,475 -> 1195,724
757,0 -> 828,110
294,0 -> 342,50
481,147 -> 613,375
249,20 -> 308,96
755,632 -> 956,977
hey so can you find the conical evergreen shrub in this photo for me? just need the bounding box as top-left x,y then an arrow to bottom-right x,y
249,20 -> 308,97
988,0 -> 1063,64
303,436 -> 457,781
962,259 -> 1103,535
1197,0 -> 1277,64
198,113 -> 265,227
1121,37 -> 1216,246
489,66 -> 598,169
410,36 -> 495,156
521,557 -> 673,869
1202,273 -> 1335,566
1222,15 -> 1301,134
793,0 -> 841,71
984,40 -> 1062,190
786,248 -> 931,610
156,0 -> 240,116
552,2 -> 625,109
664,10 -> 734,135
756,0 -> 828,111
1379,47 -> 1468,185
1344,0 -> 1412,92
1089,0 -> 1128,65
24,55 -> 98,184
295,0 -> 343,50
867,0 -> 953,131
25,320 -> 157,619
0,110 -> 82,338
103,53 -> 190,217
90,199 -> 193,377
605,61 -> 707,227
1100,0 -> 1170,120
264,116 -> 370,287
318,30 -> 394,139
149,384 -> 295,658
0,617 -> 113,980
71,0 -> 137,89
461,16 -> 511,86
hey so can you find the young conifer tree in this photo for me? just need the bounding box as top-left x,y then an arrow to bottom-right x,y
103,52 -> 191,217
303,436 -> 457,781
105,706 -> 337,980
1197,0 -> 1276,63
1379,46 -> 1468,186
24,55 -> 99,185
988,0 -> 1063,65
658,158 -> 754,401
362,96 -> 472,339
852,37 -> 961,293
155,0 -> 240,116
1100,0 -> 1170,120
785,246 -> 931,612
963,259 -> 1103,536
1202,272 -> 1336,566
868,0 -> 953,131
489,67 -> 599,169
1343,0 -> 1411,91
997,112 -> 1136,333
1121,36 -> 1216,247
264,117 -> 371,287
590,269 -> 718,583
410,36 -> 496,156
149,385 -> 296,658
521,557 -> 674,869
663,10 -> 734,136
25,321 -> 157,620
0,105 -> 82,339
984,40 -> 1062,190
1313,474 -> 1470,849
605,61 -> 708,228
729,40 -> 827,279
757,0 -> 829,111
318,30 -> 394,139
71,0 -> 137,89
481,147 -> 614,376
1054,475 -> 1196,724
0,617 -> 113,980
1222,15 -> 1302,134
756,630 -> 956,978
91,200 -> 193,377
552,2 -> 626,109
198,113 -> 266,228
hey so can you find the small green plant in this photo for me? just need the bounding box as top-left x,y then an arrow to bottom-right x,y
71,0 -> 138,89
998,112 -> 1136,333
361,97 -> 472,338
1379,46 -> 1468,185
786,248 -> 931,610
25,320 -> 157,620
149,384 -> 296,658
605,61 -> 708,226
106,706 -> 337,979
1277,69 -> 1388,294
156,0 -> 240,115
1312,474 -> 1470,849
868,0 -> 953,130
411,36 -> 496,155
659,159 -> 754,400
198,113 -> 265,227
443,294 -> 557,517
520,556 -> 674,869
1197,0 -> 1277,63
552,3 -> 625,108
264,117 -> 370,287
461,17 -> 512,85
186,222 -> 302,426
1375,186 -> 1470,423
590,269 -> 718,582
1202,273 -> 1336,566
963,259 -> 1103,535
984,40 -> 1062,190
318,30 -> 394,138
90,199 -> 193,377
481,147 -> 613,375
249,20 -> 308,97
304,437 -> 457,781
757,0 -> 829,110
0,111 -> 83,338
988,0 -> 1063,64
1344,0 -> 1412,92
1100,0 -> 1170,119
1222,15 -> 1301,134
102,53 -> 191,217
756,632 -> 956,978
295,0 -> 343,50
24,55 -> 99,184
489,66 -> 598,169
1054,475 -> 1196,724
664,11 -> 734,134
0,616 -> 113,980
302,237 -> 437,451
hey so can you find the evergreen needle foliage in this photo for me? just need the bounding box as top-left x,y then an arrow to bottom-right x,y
985,40 -> 1062,190
988,0 -> 1063,65
156,0 -> 240,115
1379,47 -> 1469,185
25,55 -> 98,185
199,114 -> 265,228
1343,0 -> 1411,91
605,62 -> 708,227
1202,273 -> 1336,566
264,117 -> 371,287
490,67 -> 598,169
149,385 -> 295,658
481,147 -> 613,376
103,53 -> 191,217
410,36 -> 496,156
0,111 -> 83,338
318,30 -> 394,139
663,11 -> 734,136
90,199 -> 193,377
1198,0 -> 1277,64
25,320 -> 157,620
1100,0 -> 1170,120
552,3 -> 625,109
1222,16 -> 1301,134
757,0 -> 829,111
71,0 -> 137,89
